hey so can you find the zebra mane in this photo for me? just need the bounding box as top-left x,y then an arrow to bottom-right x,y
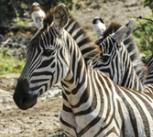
44,8 -> 101,63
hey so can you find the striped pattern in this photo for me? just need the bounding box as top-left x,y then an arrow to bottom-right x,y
64,16 -> 144,91
64,15 -> 101,63
14,5 -> 153,137
145,55 -> 153,84
92,36 -> 144,91
95,21 -> 148,83
22,22 -> 153,137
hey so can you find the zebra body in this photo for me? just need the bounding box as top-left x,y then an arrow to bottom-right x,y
13,4 -> 153,137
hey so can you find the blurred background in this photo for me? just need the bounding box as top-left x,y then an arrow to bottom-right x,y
0,0 -> 153,75
0,0 -> 152,136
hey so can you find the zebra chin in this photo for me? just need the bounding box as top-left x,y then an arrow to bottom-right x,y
13,78 -> 38,110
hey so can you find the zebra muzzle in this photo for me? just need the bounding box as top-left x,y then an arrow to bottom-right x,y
13,78 -> 38,110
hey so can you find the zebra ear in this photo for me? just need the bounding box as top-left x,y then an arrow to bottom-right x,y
53,4 -> 69,29
112,20 -> 134,44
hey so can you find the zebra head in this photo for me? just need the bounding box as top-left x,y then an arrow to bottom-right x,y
98,20 -> 133,80
13,4 -> 70,110
100,20 -> 133,57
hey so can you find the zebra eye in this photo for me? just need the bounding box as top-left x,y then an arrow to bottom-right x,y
102,55 -> 109,62
43,47 -> 54,56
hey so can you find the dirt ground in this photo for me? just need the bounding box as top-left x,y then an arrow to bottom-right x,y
0,75 -> 64,137
0,95 -> 62,137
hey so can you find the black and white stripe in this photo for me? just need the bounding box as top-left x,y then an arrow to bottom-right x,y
92,18 -> 148,83
65,16 -> 144,91
14,5 -> 153,137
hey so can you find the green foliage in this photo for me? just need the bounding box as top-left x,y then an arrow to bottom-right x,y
144,0 -> 153,10
133,15 -> 153,58
14,18 -> 29,27
0,48 -> 25,75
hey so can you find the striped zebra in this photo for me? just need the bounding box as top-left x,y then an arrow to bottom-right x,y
91,23 -> 144,91
92,17 -> 153,92
92,17 -> 148,84
13,4 -> 153,137
91,25 -> 153,93
145,55 -> 153,84
30,3 -> 146,91
62,10 -> 144,91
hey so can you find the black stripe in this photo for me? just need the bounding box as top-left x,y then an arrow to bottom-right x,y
63,104 -> 73,112
70,88 -> 89,108
78,117 -> 101,136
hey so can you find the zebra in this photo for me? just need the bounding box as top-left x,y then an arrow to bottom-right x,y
14,4 -> 153,137
92,17 -> 153,91
92,17 -> 106,39
61,10 -> 144,91
145,55 -> 153,84
92,17 -> 148,84
30,3 -> 145,91
91,27 -> 144,91
91,26 -> 153,93
92,17 -> 153,92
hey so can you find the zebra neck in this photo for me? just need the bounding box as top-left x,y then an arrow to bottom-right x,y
60,34 -> 111,134
61,67 -> 116,136
120,47 -> 144,91
61,40 -> 88,107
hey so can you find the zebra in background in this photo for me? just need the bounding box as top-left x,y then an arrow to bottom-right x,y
91,24 -> 144,91
13,4 -> 153,137
30,2 -> 145,91
144,55 -> 153,84
92,17 -> 148,84
92,17 -> 153,93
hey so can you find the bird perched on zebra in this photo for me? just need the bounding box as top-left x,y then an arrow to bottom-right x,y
14,4 -> 153,137
92,17 -> 106,40
31,2 -> 46,29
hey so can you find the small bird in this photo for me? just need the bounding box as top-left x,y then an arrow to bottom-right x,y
31,2 -> 46,29
92,17 -> 106,39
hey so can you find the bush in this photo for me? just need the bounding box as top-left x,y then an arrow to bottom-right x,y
144,0 -> 153,10
133,15 -> 153,58
0,48 -> 25,75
